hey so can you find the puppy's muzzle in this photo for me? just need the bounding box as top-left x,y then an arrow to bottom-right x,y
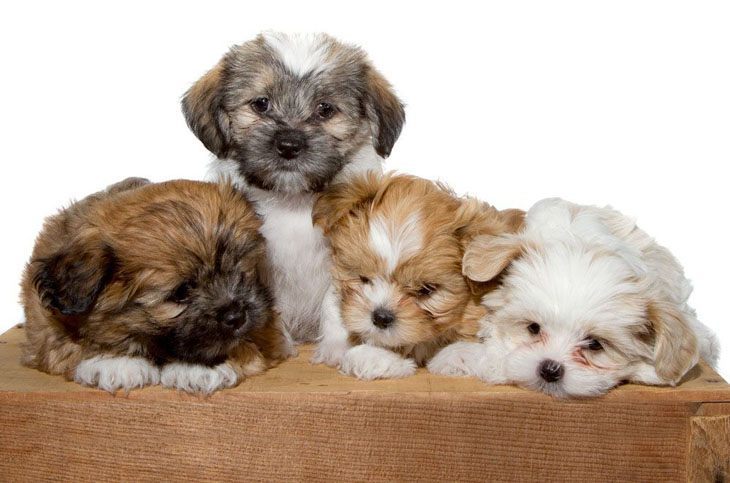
217,304 -> 250,336
372,307 -> 396,329
274,129 -> 307,160
538,359 -> 564,383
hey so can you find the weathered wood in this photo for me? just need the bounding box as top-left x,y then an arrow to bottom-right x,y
0,325 -> 728,482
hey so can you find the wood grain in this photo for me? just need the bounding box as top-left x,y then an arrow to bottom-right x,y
1,325 -> 729,482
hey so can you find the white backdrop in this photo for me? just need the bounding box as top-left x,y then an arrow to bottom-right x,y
1,1 -> 727,378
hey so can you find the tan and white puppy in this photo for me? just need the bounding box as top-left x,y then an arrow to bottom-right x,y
313,173 -> 524,379
21,178 -> 292,394
182,32 -> 405,345
428,198 -> 720,397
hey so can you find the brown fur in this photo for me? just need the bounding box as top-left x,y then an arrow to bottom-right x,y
315,172 -> 521,365
20,178 -> 291,388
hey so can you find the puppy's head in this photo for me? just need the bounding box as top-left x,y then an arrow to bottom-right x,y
32,180 -> 274,366
182,32 -> 405,194
464,201 -> 699,397
314,173 -> 520,349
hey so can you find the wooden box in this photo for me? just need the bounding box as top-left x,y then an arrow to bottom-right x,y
0,325 -> 728,482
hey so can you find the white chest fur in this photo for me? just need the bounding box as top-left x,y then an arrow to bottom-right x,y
209,144 -> 382,342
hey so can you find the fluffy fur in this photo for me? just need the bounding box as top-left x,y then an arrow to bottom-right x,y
182,32 -> 405,343
21,178 -> 293,394
428,198 -> 720,397
313,172 -> 525,379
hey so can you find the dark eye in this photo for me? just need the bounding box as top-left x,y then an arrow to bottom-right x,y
169,281 -> 195,303
418,283 -> 437,297
316,102 -> 336,120
359,275 -> 371,284
586,338 -> 603,351
527,322 -> 541,335
251,96 -> 270,113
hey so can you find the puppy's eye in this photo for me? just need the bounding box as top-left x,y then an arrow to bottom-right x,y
586,338 -> 603,351
418,283 -> 437,297
316,102 -> 336,120
527,322 -> 541,335
251,96 -> 270,113
358,275 -> 371,284
169,281 -> 195,303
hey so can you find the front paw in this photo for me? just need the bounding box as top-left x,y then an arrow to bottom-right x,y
160,362 -> 238,394
311,340 -> 349,367
74,356 -> 160,393
427,342 -> 482,377
340,345 -> 417,380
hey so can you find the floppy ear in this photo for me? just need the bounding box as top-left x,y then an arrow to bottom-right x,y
312,172 -> 383,235
364,67 -> 405,158
644,300 -> 699,384
32,234 -> 116,321
462,234 -> 523,283
181,58 -> 232,158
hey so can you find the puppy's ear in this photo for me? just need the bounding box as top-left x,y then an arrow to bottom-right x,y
32,234 -> 116,322
313,172 -> 383,235
643,301 -> 699,384
364,66 -> 405,158
462,234 -> 523,283
181,58 -> 231,158
453,199 -> 525,244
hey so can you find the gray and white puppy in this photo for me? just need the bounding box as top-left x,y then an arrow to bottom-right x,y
182,32 -> 405,344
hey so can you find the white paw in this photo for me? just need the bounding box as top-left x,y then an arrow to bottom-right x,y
340,345 -> 417,380
427,342 -> 484,377
74,356 -> 160,393
160,362 -> 238,394
311,339 -> 349,367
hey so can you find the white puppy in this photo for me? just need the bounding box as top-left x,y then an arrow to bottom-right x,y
429,198 -> 719,397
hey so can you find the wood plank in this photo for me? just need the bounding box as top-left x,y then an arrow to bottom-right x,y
1,325 -> 729,482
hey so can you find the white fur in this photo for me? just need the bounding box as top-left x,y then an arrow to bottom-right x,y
340,344 -> 417,380
261,32 -> 333,77
160,362 -> 238,394
74,356 -> 160,393
442,198 -> 720,397
369,213 -> 423,273
209,143 -> 382,343
311,284 -> 351,367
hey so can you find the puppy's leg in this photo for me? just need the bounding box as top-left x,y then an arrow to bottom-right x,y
74,355 -> 160,393
428,341 -> 508,384
340,345 -> 417,380
427,342 -> 486,377
160,362 -> 239,395
312,284 -> 350,367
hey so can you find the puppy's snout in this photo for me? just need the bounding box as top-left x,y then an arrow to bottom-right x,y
372,307 -> 395,329
538,359 -> 564,383
217,305 -> 247,332
274,129 -> 306,159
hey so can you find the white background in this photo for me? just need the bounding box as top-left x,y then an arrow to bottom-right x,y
1,1 -> 728,378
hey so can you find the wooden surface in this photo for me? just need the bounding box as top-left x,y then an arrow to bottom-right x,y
1,325 -> 729,482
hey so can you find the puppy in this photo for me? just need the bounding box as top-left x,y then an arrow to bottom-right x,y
21,178 -> 292,394
428,198 -> 720,397
312,172 -> 524,379
182,32 -> 405,343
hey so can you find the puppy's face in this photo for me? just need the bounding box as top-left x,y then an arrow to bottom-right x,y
33,181 -> 274,366
182,32 -> 405,194
465,236 -> 699,398
314,174 -> 520,350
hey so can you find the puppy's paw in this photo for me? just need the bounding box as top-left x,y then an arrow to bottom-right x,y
311,340 -> 349,367
160,362 -> 238,394
427,342 -> 483,377
340,345 -> 417,380
74,356 -> 160,393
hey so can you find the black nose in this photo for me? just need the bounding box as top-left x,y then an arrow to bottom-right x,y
274,130 -> 306,159
217,306 -> 246,332
538,359 -> 564,383
372,307 -> 395,329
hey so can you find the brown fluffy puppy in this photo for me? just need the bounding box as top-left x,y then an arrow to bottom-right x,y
312,172 -> 524,379
21,178 -> 292,394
